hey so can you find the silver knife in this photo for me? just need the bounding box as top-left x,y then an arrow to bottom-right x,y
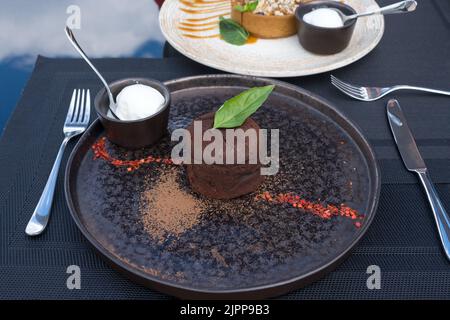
387,99 -> 450,261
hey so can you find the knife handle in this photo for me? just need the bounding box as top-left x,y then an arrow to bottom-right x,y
417,170 -> 450,261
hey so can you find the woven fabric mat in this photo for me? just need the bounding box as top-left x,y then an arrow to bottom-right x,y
0,0 -> 449,299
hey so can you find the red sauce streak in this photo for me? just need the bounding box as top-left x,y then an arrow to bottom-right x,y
255,191 -> 364,227
91,138 -> 362,227
92,137 -> 173,172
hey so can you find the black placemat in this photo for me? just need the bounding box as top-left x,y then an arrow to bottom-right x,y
1,0 -> 450,299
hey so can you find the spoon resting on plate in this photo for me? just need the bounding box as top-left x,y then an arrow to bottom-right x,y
64,26 -> 120,120
332,0 -> 417,24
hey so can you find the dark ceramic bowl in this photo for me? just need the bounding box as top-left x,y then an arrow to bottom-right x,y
94,78 -> 171,149
295,1 -> 357,55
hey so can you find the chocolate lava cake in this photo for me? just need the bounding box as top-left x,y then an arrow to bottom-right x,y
185,112 -> 265,199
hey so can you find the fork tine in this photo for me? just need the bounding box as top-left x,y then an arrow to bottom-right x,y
331,77 -> 365,99
331,75 -> 361,93
331,75 -> 356,88
331,78 -> 362,96
65,89 -> 78,124
77,89 -> 85,123
331,76 -> 365,96
332,79 -> 365,100
82,89 -> 90,125
73,89 -> 81,123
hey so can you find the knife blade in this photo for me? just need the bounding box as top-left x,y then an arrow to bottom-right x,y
387,99 -> 426,171
387,99 -> 450,262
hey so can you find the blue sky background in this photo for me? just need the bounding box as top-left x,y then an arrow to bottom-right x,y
0,0 -> 165,133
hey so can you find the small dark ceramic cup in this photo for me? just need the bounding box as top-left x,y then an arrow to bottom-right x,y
295,1 -> 357,55
94,78 -> 171,149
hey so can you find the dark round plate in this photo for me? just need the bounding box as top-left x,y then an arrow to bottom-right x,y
65,75 -> 380,299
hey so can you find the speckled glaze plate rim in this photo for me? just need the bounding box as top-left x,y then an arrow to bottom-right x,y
65,74 -> 381,299
159,0 -> 385,77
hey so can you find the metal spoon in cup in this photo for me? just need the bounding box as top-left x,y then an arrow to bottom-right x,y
332,0 -> 417,24
64,26 -> 120,120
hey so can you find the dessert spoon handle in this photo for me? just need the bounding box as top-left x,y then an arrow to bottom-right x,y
347,0 -> 417,20
64,26 -> 120,120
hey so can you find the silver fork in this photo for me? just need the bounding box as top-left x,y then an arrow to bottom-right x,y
331,75 -> 450,101
25,89 -> 90,236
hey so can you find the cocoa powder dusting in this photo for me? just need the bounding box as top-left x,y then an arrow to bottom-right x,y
141,168 -> 204,241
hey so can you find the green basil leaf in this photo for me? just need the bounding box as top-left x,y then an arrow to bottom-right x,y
234,4 -> 246,12
247,0 -> 258,11
234,1 -> 258,12
213,85 -> 275,129
219,16 -> 249,46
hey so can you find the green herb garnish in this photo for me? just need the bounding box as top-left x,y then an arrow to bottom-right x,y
234,0 -> 258,12
219,16 -> 249,46
214,85 -> 275,129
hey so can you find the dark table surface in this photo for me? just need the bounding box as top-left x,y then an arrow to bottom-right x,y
1,0 -> 450,299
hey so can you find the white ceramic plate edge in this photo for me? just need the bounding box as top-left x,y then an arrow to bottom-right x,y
159,0 -> 385,77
